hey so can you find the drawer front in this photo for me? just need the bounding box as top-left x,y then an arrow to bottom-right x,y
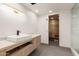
10,44 -> 34,56
0,52 -> 6,56
24,44 -> 34,56
10,49 -> 24,56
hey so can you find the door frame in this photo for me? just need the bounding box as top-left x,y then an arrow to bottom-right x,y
48,14 -> 60,46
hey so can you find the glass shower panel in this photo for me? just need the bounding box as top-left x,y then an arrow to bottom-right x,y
72,3 -> 79,53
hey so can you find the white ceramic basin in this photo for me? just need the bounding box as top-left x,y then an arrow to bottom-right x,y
7,34 -> 32,43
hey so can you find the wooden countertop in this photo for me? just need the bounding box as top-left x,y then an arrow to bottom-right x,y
31,34 -> 40,38
0,40 -> 15,52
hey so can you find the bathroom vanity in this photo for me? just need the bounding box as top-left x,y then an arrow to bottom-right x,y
0,34 -> 41,56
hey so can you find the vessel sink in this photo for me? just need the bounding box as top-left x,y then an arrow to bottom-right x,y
7,34 -> 32,43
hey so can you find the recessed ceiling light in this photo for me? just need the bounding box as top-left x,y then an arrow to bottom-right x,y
49,10 -> 52,13
35,9 -> 39,13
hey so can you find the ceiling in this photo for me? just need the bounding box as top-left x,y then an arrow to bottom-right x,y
22,3 -> 75,16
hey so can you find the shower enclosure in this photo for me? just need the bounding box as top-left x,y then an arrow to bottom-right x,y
72,3 -> 79,55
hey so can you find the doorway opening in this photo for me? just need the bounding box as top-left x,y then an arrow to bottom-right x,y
48,14 -> 59,46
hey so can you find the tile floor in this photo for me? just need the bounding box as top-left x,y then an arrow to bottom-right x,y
29,44 -> 73,56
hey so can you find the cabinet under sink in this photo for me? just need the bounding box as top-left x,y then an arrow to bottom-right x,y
6,42 -> 34,56
0,34 -> 41,56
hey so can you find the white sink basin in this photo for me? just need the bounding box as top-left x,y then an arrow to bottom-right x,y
7,34 -> 32,43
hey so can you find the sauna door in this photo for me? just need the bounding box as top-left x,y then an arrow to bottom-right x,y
49,14 -> 59,39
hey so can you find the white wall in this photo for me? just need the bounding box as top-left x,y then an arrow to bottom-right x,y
37,9 -> 71,48
37,15 -> 49,44
0,4 -> 38,38
59,9 -> 71,48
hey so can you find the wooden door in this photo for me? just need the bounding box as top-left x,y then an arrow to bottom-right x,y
49,14 -> 59,39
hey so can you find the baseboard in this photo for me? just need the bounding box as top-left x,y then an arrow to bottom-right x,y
71,48 -> 79,56
41,43 -> 49,45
